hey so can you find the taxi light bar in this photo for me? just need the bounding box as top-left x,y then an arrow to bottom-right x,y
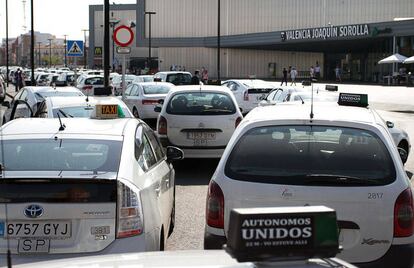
224,206 -> 340,263
338,93 -> 368,107
92,104 -> 125,119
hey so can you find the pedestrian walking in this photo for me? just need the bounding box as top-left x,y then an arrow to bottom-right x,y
310,66 -> 315,80
191,70 -> 201,85
201,67 -> 209,83
315,62 -> 321,80
14,68 -> 23,92
335,65 -> 342,82
290,67 -> 298,86
281,68 -> 288,86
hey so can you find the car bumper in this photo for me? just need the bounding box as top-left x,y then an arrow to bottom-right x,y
0,230 -> 158,266
354,243 -> 414,268
160,138 -> 225,158
204,232 -> 227,250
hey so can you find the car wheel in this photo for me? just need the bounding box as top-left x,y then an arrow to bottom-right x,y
159,228 -> 165,251
133,107 -> 140,118
168,191 -> 175,237
398,140 -> 409,164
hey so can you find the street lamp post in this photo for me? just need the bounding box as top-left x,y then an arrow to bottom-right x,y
217,0 -> 221,81
103,0 -> 110,94
82,29 -> 89,69
144,11 -> 156,72
63,34 -> 68,67
48,38 -> 53,68
109,12 -> 120,72
37,42 -> 41,67
30,0 -> 35,85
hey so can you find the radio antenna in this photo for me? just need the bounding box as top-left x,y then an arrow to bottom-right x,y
310,79 -> 314,120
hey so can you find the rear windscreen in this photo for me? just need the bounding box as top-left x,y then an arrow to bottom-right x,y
225,125 -> 396,186
1,139 -> 122,172
85,77 -> 104,85
166,74 -> 191,85
143,84 -> 171,95
0,179 -> 116,203
166,92 -> 236,115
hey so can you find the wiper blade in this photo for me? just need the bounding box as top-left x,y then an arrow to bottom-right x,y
305,174 -> 381,185
58,109 -> 73,118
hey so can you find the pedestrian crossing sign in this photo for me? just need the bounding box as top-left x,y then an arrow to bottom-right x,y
67,40 -> 84,57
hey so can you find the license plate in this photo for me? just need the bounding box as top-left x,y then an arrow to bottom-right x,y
7,221 -> 71,239
187,132 -> 216,140
18,239 -> 50,254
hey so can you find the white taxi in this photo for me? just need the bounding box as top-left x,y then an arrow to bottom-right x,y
204,94 -> 414,268
36,96 -> 133,118
155,85 -> 243,158
0,106 -> 183,266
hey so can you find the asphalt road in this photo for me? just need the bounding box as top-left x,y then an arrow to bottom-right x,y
165,83 -> 414,251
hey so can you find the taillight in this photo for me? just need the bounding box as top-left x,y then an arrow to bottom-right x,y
117,181 -> 144,238
243,91 -> 249,101
394,188 -> 414,237
235,117 -> 242,128
206,180 -> 225,229
142,99 -> 159,105
158,116 -> 167,135
82,85 -> 93,91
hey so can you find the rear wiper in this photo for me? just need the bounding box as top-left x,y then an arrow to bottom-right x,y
305,174 -> 381,185
58,109 -> 73,118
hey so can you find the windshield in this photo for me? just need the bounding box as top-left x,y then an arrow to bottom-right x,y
1,139 -> 122,172
85,77 -> 104,85
225,125 -> 396,186
143,84 -> 171,95
167,92 -> 236,115
52,106 -> 132,118
36,91 -> 84,99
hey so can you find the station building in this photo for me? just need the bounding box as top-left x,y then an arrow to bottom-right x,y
88,0 -> 414,82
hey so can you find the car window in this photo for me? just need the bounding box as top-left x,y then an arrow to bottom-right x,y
145,127 -> 165,161
167,92 -> 236,115
19,89 -> 28,100
225,125 -> 396,186
266,90 -> 277,101
142,84 -> 171,95
274,89 -> 284,102
125,84 -> 133,96
85,77 -> 104,85
166,73 -> 191,85
1,139 -> 122,172
135,125 -> 157,171
131,85 -> 139,96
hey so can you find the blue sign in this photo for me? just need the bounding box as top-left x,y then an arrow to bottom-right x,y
67,40 -> 84,57
0,222 -> 4,237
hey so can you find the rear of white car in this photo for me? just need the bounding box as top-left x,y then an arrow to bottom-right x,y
204,104 -> 414,268
157,86 -> 243,158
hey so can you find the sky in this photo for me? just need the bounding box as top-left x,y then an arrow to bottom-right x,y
0,0 -> 137,41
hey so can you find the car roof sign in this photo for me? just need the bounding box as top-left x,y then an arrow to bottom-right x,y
224,206 -> 340,263
93,104 -> 125,119
338,93 -> 368,107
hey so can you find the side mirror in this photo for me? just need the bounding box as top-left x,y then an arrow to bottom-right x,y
398,147 -> 408,164
154,106 -> 162,113
386,121 -> 394,128
158,99 -> 164,105
2,101 -> 10,108
166,146 -> 184,162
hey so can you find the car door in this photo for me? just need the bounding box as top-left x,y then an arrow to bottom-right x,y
144,126 -> 174,234
135,125 -> 166,238
128,85 -> 141,112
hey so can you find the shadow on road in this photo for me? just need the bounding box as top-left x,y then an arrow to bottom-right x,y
173,158 -> 220,186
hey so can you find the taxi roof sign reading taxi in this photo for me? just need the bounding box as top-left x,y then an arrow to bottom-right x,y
338,93 -> 368,107
224,206 -> 340,263
93,104 -> 125,119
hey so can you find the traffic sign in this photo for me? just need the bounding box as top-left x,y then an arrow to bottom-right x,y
116,46 -> 131,54
67,40 -> 84,57
113,25 -> 134,47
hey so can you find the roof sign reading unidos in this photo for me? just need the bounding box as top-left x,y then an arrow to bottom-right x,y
338,93 -> 368,107
225,206 -> 340,263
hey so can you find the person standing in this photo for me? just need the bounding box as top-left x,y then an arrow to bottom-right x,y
315,62 -> 321,80
201,67 -> 209,83
281,68 -> 288,86
191,70 -> 201,85
290,67 -> 298,86
335,65 -> 342,82
14,68 -> 23,92
310,66 -> 315,80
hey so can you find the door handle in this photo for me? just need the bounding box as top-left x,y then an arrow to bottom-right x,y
165,178 -> 170,188
155,185 -> 161,197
